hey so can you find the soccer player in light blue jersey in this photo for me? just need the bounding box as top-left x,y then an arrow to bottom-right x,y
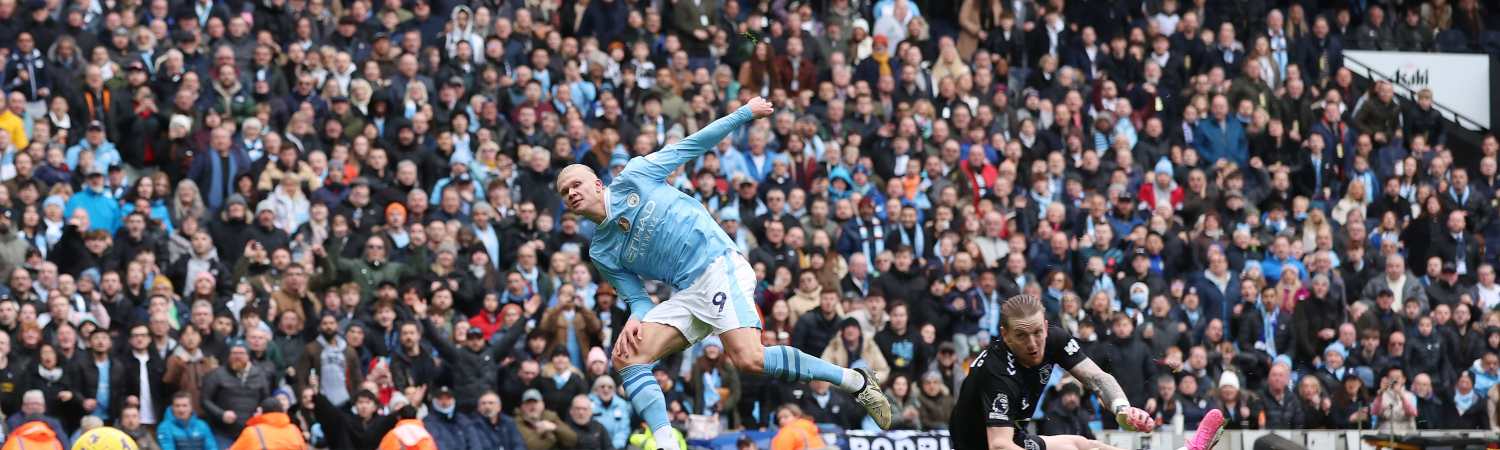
557,97 -> 892,449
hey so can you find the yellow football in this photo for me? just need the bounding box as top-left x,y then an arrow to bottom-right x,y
71,427 -> 138,450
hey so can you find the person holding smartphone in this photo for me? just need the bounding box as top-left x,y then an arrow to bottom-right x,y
1374,367 -> 1418,432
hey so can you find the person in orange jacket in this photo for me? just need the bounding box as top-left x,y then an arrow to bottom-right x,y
770,404 -> 828,450
378,385 -> 437,450
379,417 -> 439,450
1,420 -> 65,450
228,398 -> 308,450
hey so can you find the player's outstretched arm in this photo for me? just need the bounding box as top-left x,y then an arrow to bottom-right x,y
624,97 -> 775,182
1070,358 -> 1155,432
985,426 -> 1025,450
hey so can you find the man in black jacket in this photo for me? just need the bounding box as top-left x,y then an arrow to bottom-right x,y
790,290 -> 841,355
200,344 -> 273,441
1293,275 -> 1345,367
748,218 -> 798,277
462,391 -> 528,450
873,245 -> 927,315
389,321 -> 441,389
795,380 -> 864,429
119,324 -> 167,425
1092,313 -> 1155,416
312,388 -> 401,450
1411,373 -> 1446,429
67,329 -> 128,422
565,394 -> 610,450
996,253 -> 1038,298
1259,362 -> 1304,429
1236,285 -> 1292,363
419,312 -> 525,412
875,302 -> 931,379
499,359 -> 542,413
1039,383 -> 1095,438
1431,210 -> 1482,285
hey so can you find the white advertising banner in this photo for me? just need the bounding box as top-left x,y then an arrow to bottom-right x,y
1344,50 -> 1491,130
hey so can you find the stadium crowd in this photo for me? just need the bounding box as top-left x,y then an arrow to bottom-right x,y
0,0 -> 1498,448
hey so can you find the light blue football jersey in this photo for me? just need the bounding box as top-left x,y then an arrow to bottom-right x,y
589,106 -> 754,319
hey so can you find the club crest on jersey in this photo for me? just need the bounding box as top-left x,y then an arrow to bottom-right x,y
1038,365 -> 1052,384
626,193 -> 640,207
617,217 -> 631,232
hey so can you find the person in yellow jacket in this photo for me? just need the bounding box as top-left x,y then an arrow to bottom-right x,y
2,420 -> 64,450
626,422 -> 686,450
0,94 -> 27,151
770,404 -> 827,450
228,399 -> 308,450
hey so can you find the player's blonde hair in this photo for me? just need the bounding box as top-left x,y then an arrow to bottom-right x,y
1001,294 -> 1045,328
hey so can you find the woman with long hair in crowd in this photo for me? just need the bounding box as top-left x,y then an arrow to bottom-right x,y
884,373 -> 922,430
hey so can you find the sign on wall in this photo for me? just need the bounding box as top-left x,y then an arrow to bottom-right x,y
1344,50 -> 1491,130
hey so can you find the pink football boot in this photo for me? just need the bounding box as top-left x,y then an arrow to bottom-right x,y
1183,408 -> 1226,450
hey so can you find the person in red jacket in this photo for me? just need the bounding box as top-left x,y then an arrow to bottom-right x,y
1138,159 -> 1184,212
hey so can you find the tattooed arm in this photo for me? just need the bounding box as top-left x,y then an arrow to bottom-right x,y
1069,358 -> 1129,410
1069,358 -> 1155,431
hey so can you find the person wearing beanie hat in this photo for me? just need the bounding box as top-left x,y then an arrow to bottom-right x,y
1318,341 -> 1356,385
822,314 -> 890,392
254,199 -> 275,216
587,346 -> 609,368
717,207 -> 739,223
1138,158 -> 1183,211
384,202 -> 406,220
718,206 -> 753,253
1211,371 -> 1259,429
1218,371 -> 1241,391
226,194 -> 248,209
687,333 -> 740,420
43,195 -> 65,212
608,148 -> 629,170
555,97 -> 894,446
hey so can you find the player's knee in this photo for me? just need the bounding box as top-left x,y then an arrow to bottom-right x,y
728,345 -> 765,373
613,351 -> 648,368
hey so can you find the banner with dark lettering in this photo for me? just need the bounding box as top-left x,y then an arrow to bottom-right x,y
844,430 -> 952,450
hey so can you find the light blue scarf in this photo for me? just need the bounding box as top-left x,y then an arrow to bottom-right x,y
1455,389 -> 1478,414
702,369 -> 721,412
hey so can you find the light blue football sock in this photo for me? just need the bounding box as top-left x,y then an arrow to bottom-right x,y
762,345 -> 864,391
619,364 -> 678,450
